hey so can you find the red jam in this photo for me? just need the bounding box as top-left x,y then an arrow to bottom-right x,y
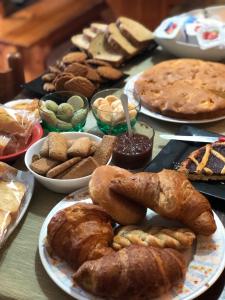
112,132 -> 153,169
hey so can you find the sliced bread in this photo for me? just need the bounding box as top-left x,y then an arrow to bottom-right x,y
106,23 -> 139,57
83,28 -> 97,41
71,34 -> 90,51
88,32 -> 124,67
90,23 -> 107,33
117,17 -> 153,47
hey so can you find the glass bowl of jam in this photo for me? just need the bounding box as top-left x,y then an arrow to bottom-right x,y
112,122 -> 155,170
91,88 -> 141,135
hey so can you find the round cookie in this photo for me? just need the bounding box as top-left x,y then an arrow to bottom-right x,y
62,52 -> 87,64
97,66 -> 123,80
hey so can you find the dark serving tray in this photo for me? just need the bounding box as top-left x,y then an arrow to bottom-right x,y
145,125 -> 225,201
23,41 -> 158,97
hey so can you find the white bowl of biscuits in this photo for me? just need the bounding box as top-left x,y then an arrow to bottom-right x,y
24,132 -> 116,193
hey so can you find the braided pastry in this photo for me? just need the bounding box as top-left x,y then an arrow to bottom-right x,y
113,225 -> 196,250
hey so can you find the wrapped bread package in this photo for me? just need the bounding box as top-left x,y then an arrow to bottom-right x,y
0,162 -> 34,247
0,106 -> 38,156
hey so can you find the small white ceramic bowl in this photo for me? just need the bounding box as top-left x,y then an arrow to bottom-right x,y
25,132 -> 105,194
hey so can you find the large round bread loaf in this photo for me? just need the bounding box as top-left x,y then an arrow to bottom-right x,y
134,59 -> 225,120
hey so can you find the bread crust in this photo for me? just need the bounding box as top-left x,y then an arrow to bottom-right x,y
89,166 -> 146,224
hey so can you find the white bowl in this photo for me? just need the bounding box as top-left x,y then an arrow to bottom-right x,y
25,132 -> 105,194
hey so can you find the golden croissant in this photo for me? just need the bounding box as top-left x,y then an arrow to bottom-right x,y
113,225 -> 196,250
110,169 -> 216,235
47,203 -> 114,270
74,245 -> 186,299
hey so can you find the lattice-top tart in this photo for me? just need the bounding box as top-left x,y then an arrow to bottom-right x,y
178,142 -> 225,180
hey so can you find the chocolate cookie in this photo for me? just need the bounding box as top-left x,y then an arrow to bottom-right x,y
97,66 -> 123,80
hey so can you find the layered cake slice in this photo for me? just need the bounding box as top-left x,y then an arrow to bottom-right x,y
178,142 -> 225,180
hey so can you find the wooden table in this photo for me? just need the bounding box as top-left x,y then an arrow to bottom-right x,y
0,0 -> 107,80
1,48 -> 225,300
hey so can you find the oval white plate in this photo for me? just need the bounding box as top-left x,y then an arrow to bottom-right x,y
124,73 -> 225,124
39,188 -> 225,300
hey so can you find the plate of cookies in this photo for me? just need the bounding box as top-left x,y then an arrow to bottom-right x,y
124,58 -> 225,124
24,51 -> 124,98
39,165 -> 225,300
25,132 -> 116,193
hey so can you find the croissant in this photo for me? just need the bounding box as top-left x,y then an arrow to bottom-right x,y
110,169 -> 217,235
74,245 -> 186,299
113,225 -> 196,250
47,203 -> 114,270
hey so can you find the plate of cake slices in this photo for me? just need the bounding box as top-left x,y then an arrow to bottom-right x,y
124,58 -> 225,124
39,165 -> 225,300
146,125 -> 225,201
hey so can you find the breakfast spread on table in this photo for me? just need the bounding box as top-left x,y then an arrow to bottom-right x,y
2,10 -> 225,300
45,165 -> 216,299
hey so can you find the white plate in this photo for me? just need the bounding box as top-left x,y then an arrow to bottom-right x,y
124,73 -> 225,124
39,188 -> 225,300
1,170 -> 34,247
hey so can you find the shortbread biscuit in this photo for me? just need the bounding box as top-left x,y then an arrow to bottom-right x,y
31,157 -> 59,175
61,157 -> 99,179
64,63 -> 88,77
68,137 -> 92,157
64,76 -> 96,98
40,138 -> 49,157
46,157 -> 81,178
97,66 -> 123,80
93,135 -> 116,165
62,52 -> 87,64
48,133 -> 68,161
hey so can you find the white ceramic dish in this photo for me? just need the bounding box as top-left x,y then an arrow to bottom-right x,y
124,73 -> 225,124
24,132 -> 104,194
39,188 -> 225,300
154,5 -> 225,61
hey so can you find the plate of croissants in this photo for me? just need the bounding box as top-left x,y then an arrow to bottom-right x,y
39,166 -> 225,300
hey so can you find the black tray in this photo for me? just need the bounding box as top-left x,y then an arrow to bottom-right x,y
145,125 -> 225,200
23,41 -> 158,97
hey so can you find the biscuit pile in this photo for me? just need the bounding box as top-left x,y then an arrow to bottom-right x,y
30,133 -> 116,179
42,51 -> 123,98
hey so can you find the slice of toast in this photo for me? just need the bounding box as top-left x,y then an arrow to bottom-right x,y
71,34 -> 90,51
88,32 -> 124,67
117,17 -> 153,47
83,28 -> 97,41
106,23 -> 138,57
